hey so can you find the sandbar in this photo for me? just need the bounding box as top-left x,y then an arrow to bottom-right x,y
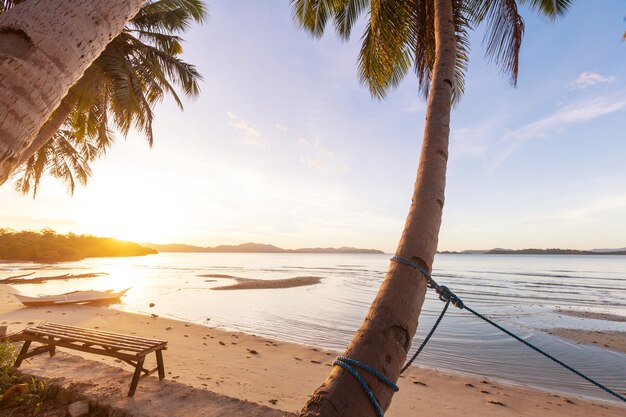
556,309 -> 626,323
546,328 -> 626,355
200,275 -> 323,290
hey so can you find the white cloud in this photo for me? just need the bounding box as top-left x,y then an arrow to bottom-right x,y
569,71 -> 616,89
508,97 -> 626,141
490,96 -> 626,168
227,112 -> 264,146
275,123 -> 287,132
297,136 -> 348,175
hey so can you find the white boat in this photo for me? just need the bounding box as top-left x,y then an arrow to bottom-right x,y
14,288 -> 130,307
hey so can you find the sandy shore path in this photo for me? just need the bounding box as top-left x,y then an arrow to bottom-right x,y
2,284 -> 625,416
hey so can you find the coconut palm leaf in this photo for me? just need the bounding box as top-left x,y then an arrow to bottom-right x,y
467,0 -> 570,85
292,0 -> 471,101
8,0 -> 206,196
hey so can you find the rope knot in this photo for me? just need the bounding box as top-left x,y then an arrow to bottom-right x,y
436,285 -> 464,309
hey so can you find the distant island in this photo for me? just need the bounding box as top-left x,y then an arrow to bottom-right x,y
144,242 -> 384,254
0,229 -> 157,262
439,248 -> 626,255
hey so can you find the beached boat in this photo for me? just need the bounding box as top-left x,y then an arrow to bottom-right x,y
14,288 -> 130,307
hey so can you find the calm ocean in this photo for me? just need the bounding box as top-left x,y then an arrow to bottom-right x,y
3,252 -> 626,403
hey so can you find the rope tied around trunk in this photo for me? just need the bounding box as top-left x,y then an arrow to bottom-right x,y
334,256 -> 625,417
332,356 -> 399,417
390,255 -> 626,404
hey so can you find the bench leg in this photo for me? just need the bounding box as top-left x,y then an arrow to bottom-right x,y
128,357 -> 145,397
49,344 -> 56,357
14,340 -> 31,368
156,350 -> 165,380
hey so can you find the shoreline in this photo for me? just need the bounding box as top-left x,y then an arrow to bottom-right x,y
2,284 -> 625,416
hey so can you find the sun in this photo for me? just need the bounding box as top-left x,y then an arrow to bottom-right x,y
72,172 -> 187,244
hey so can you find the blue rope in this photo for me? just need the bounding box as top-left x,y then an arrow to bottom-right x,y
391,255 -> 626,404
400,298 -> 450,374
463,304 -> 626,403
333,356 -> 399,417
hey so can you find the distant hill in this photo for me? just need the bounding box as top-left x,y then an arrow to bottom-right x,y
440,248 -> 626,255
144,242 -> 384,254
591,247 -> 626,253
0,229 -> 157,262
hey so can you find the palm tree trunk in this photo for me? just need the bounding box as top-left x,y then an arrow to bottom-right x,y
0,0 -> 143,185
17,96 -> 74,167
298,0 -> 457,416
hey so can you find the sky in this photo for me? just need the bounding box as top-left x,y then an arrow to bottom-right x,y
1,1 -> 626,253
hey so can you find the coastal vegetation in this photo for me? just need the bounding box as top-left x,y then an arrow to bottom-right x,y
440,248 -> 626,255
0,229 -> 156,262
0,342 -> 47,415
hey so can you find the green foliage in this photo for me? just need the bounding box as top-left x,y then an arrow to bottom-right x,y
0,341 -> 16,390
291,0 -> 571,100
0,342 -> 49,415
0,229 -> 157,262
2,0 -> 207,196
17,377 -> 47,415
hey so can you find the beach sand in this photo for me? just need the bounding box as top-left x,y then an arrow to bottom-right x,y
547,309 -> 626,355
556,309 -> 626,323
547,328 -> 626,355
2,284 -> 625,416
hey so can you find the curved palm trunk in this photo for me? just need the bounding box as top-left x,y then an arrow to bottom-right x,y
0,0 -> 143,185
299,0 -> 456,416
17,96 -> 74,167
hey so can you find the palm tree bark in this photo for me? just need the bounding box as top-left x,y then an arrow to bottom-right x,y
298,0 -> 456,416
0,0 -> 144,185
16,96 -> 74,167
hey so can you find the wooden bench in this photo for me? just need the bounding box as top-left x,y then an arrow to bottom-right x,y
13,322 -> 167,396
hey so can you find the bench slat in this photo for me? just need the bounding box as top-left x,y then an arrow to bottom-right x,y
39,323 -> 160,349
25,328 -> 149,353
42,323 -> 166,345
21,333 -> 137,362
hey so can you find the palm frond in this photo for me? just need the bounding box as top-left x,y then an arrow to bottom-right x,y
358,0 -> 414,99
519,0 -> 571,19
7,0 -> 206,196
467,0 -> 524,86
290,0 -> 335,38
128,29 -> 184,55
292,0 -> 471,102
291,0 -> 370,41
0,0 -> 20,13
332,0 -> 369,40
131,0 -> 207,33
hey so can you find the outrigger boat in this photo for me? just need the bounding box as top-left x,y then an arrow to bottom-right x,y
14,288 -> 130,307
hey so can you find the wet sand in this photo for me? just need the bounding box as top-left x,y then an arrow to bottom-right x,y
2,284 -> 625,416
208,276 -> 322,290
547,329 -> 626,355
556,309 -> 626,323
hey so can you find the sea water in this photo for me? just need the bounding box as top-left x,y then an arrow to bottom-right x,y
2,253 -> 626,403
